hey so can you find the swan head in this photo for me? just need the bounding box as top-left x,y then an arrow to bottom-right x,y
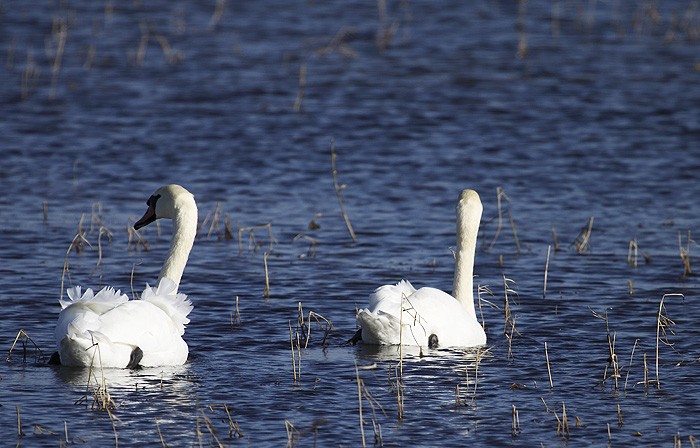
134,184 -> 196,230
456,189 -> 483,222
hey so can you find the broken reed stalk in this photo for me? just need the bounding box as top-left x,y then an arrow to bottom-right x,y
7,329 -> 45,363
237,223 -> 277,254
155,418 -> 167,447
49,16 -> 67,99
230,295 -> 241,327
678,230 -> 693,276
293,233 -> 318,258
93,226 -> 113,272
508,210 -> 522,254
655,293 -> 684,389
198,409 -> 224,448
573,217 -> 594,254
624,338 -> 639,391
330,140 -> 358,242
355,363 -> 367,448
543,244 -> 551,298
61,232 -> 92,302
551,227 -> 561,251
263,252 -> 270,298
106,408 -> 121,447
293,63 -> 306,113
502,276 -> 518,334
16,405 -> 24,437
545,342 -> 553,389
209,0 -> 226,29
511,404 -> 520,437
284,420 -> 298,448
617,404 -> 623,426
516,0 -> 528,59
627,239 -> 639,268
289,321 -> 298,384
488,187 -> 505,251
560,402 -> 570,438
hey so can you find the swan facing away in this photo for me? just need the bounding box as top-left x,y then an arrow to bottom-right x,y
53,184 -> 198,368
354,189 -> 486,349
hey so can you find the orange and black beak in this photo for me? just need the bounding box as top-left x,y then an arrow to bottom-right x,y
134,194 -> 160,230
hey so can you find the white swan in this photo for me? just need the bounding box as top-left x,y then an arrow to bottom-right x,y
53,184 -> 198,368
355,189 -> 486,348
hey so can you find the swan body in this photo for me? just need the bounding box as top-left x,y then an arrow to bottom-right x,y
54,184 -> 197,368
356,189 -> 486,348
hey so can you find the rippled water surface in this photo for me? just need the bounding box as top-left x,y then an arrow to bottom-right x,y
1,1 -> 700,446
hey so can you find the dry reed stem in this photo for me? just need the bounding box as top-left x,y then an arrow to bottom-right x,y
551,227 -> 561,251
60,231 -> 92,300
516,0 -> 528,59
300,308 -> 333,348
7,329 -> 45,363
106,407 -> 121,447
315,26 -> 358,58
543,244 -> 551,298
208,404 -> 244,438
355,363 -> 366,448
93,226 -> 113,272
627,239 -> 639,268
617,404 -> 623,426
155,418 -> 167,447
209,0 -> 226,29
573,217 -> 594,254
293,63 -> 306,113
502,276 -> 518,334
289,321 -> 299,384
678,230 -> 693,276
198,409 -> 224,448
284,420 -> 299,448
237,223 -> 277,254
16,405 -> 23,437
330,140 -> 358,242
511,404 -> 521,437
545,342 -> 553,389
293,233 -> 319,258
49,16 -> 67,99
655,293 -> 684,389
21,49 -> 39,100
263,252 -> 270,298
561,402 -> 570,438
375,0 -> 398,52
624,338 -> 639,391
127,225 -> 149,252
230,295 -> 241,327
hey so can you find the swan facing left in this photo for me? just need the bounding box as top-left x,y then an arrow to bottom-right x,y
52,184 -> 198,368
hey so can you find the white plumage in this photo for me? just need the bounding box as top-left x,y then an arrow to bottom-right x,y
54,184 -> 197,368
357,189 -> 487,348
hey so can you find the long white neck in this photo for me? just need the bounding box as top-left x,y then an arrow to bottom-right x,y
452,191 -> 482,319
157,204 -> 197,293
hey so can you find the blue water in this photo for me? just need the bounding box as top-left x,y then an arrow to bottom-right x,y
1,0 -> 699,446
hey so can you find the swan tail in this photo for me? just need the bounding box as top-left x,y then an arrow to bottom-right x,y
60,285 -> 129,312
141,278 -> 193,336
368,279 -> 416,309
357,309 -> 403,345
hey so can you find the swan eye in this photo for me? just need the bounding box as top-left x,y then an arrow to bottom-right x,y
147,194 -> 161,207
